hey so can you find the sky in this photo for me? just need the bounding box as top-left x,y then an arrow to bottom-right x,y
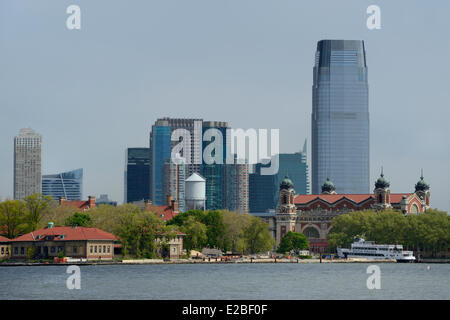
1,0 -> 449,212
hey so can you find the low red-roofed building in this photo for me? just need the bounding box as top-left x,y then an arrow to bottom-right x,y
257,172 -> 431,253
59,196 -> 96,211
0,235 -> 10,259
133,196 -> 181,221
9,223 -> 117,260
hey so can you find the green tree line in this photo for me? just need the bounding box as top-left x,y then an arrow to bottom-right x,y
0,194 -> 275,257
327,209 -> 450,257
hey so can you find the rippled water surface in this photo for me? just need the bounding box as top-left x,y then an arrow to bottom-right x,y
0,263 -> 448,299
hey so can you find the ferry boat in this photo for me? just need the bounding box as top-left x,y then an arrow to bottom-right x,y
337,237 -> 416,262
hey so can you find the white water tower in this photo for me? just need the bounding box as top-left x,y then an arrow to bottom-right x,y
185,172 -> 206,210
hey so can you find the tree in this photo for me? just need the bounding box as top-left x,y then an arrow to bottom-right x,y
277,231 -> 309,254
114,210 -> 171,259
65,212 -> 92,227
203,210 -> 227,249
0,199 -> 27,238
179,216 -> 207,251
244,216 -> 275,254
166,210 -> 206,226
327,209 -> 450,257
24,194 -> 52,231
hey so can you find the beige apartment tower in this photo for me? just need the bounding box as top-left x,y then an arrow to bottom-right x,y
14,128 -> 42,200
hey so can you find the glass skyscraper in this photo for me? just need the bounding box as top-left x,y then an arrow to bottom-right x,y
42,168 -> 83,201
249,141 -> 309,213
312,40 -> 370,194
124,148 -> 150,203
150,121 -> 172,205
201,121 -> 228,210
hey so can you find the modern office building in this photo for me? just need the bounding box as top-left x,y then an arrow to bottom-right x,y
42,168 -> 83,201
14,128 -> 42,200
150,121 -> 172,205
124,148 -> 150,203
249,161 -> 277,213
276,141 -> 310,196
312,39 -> 370,194
201,121 -> 228,210
149,118 -> 202,206
249,141 -> 309,213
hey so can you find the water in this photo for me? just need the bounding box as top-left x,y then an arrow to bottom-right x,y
0,263 -> 449,300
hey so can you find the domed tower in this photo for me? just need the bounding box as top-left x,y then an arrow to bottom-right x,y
415,170 -> 430,210
278,176 -> 296,213
373,168 -> 392,210
276,175 -> 297,244
321,177 -> 336,195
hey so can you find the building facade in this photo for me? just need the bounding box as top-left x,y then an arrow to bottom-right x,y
162,159 -> 186,211
258,173 -> 430,253
249,140 -> 309,213
312,40 -> 370,194
224,162 -> 249,213
149,118 -> 203,205
201,121 -> 228,210
125,148 -> 150,203
59,196 -> 96,211
9,224 -> 117,260
0,236 -> 10,259
42,168 -> 83,201
14,128 -> 42,200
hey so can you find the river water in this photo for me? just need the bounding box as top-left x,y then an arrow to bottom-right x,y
0,263 -> 448,300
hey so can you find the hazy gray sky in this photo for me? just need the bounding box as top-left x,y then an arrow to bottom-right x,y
1,0 -> 449,212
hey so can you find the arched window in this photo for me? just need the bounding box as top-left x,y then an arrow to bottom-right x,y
410,203 -> 419,214
283,194 -> 287,204
303,227 -> 320,238
378,194 -> 383,203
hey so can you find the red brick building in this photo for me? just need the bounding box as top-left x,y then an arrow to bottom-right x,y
261,171 -> 431,253
59,196 -> 96,211
9,223 -> 117,260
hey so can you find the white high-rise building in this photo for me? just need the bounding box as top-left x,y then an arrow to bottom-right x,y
14,128 -> 42,200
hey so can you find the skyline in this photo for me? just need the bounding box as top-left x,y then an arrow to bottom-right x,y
1,1 -> 449,212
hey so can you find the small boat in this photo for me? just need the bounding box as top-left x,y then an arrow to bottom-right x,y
337,237 -> 416,263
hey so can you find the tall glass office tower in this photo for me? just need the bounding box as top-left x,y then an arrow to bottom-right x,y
150,120 -> 172,205
201,121 -> 228,210
124,148 -> 150,203
312,40 -> 370,194
42,168 -> 83,201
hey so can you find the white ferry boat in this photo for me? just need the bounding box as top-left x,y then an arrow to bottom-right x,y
337,237 -> 416,262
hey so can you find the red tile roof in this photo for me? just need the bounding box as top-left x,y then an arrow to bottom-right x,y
390,194 -> 413,203
60,201 -> 91,211
146,205 -> 180,221
10,226 -> 117,242
294,193 -> 413,205
0,235 -> 10,242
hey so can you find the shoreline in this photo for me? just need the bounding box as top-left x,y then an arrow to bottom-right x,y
3,257 -> 447,266
2,257 -> 448,267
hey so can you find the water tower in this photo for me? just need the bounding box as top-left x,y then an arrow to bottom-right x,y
185,173 -> 206,210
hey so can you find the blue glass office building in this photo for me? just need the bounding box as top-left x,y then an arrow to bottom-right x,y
42,168 -> 83,200
150,121 -> 172,205
201,121 -> 228,210
312,40 -> 370,194
124,148 -> 150,203
249,142 -> 309,213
